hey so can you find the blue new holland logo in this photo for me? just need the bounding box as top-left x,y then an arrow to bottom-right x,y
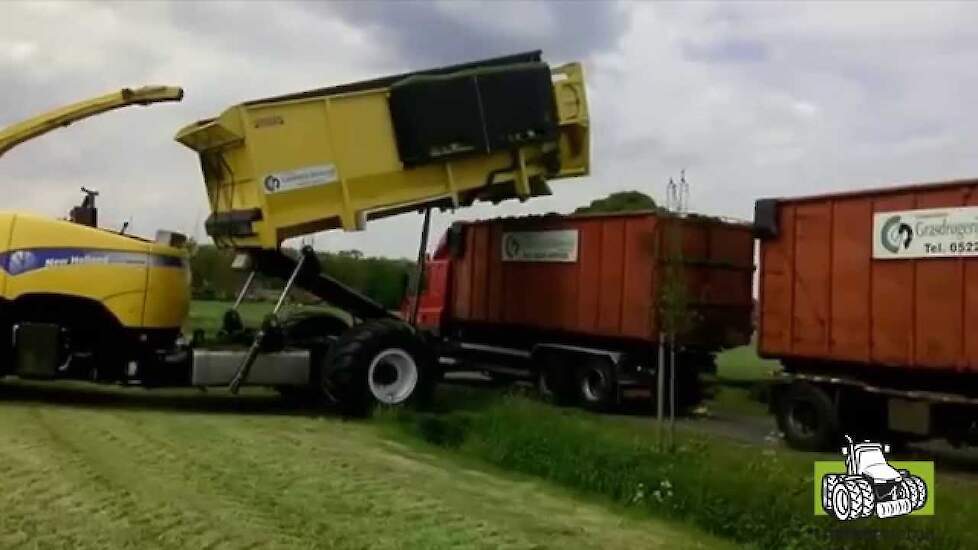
0,248 -> 184,276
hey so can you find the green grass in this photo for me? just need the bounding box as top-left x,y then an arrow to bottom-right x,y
714,343 -> 781,382
0,381 -> 727,549
382,387 -> 978,550
706,384 -> 769,417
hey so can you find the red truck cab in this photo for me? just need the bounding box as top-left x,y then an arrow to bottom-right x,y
401,235 -> 451,330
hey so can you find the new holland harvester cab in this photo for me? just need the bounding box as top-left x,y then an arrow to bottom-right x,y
175,51 -> 590,414
0,87 -> 190,384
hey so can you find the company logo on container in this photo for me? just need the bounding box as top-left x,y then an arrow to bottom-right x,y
504,235 -> 521,258
880,215 -> 914,254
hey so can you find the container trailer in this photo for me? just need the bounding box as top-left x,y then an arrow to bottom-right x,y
404,210 -> 755,411
756,178 -> 978,449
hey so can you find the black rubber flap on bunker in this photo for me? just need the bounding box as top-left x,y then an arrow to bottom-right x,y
389,63 -> 559,167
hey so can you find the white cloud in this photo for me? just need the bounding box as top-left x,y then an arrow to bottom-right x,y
0,41 -> 38,63
1,0 -> 977,259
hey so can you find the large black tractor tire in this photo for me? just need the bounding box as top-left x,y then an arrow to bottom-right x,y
322,319 -> 437,417
775,381 -> 839,451
282,312 -> 350,345
535,353 -> 579,407
575,357 -> 618,412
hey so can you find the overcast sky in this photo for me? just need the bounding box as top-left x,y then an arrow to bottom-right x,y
2,1 -> 978,258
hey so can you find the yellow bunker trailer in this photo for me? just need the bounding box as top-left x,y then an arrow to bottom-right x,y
177,51 -> 590,414
0,87 -> 190,384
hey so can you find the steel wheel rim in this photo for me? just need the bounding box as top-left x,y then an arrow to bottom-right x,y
368,348 -> 419,405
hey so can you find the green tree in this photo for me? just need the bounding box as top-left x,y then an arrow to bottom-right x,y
189,242 -> 416,309
574,191 -> 661,214
189,244 -> 242,301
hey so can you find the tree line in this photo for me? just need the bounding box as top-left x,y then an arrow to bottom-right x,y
190,245 -> 415,310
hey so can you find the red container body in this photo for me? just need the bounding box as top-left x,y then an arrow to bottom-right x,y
758,178 -> 978,373
445,211 -> 754,350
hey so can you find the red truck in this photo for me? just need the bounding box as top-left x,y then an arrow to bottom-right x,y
404,210 -> 754,411
757,178 -> 978,450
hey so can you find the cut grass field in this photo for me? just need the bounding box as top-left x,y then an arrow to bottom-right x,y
0,381 -> 730,549
4,301 -> 976,548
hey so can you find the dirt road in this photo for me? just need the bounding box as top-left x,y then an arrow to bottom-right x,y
0,381 -> 728,550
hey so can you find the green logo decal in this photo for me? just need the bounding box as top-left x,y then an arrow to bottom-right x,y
880,215 -> 914,254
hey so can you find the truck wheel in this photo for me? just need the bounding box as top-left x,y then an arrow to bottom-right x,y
776,382 -> 838,451
535,354 -> 578,407
322,319 -> 436,417
821,474 -> 839,512
575,358 -> 617,412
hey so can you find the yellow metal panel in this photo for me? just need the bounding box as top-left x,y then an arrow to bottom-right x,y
142,252 -> 190,329
552,63 -> 590,178
8,213 -> 150,252
1,213 -> 188,330
244,103 -> 334,181
0,86 -> 182,159
327,93 -> 402,180
6,264 -> 146,327
0,213 -> 13,297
